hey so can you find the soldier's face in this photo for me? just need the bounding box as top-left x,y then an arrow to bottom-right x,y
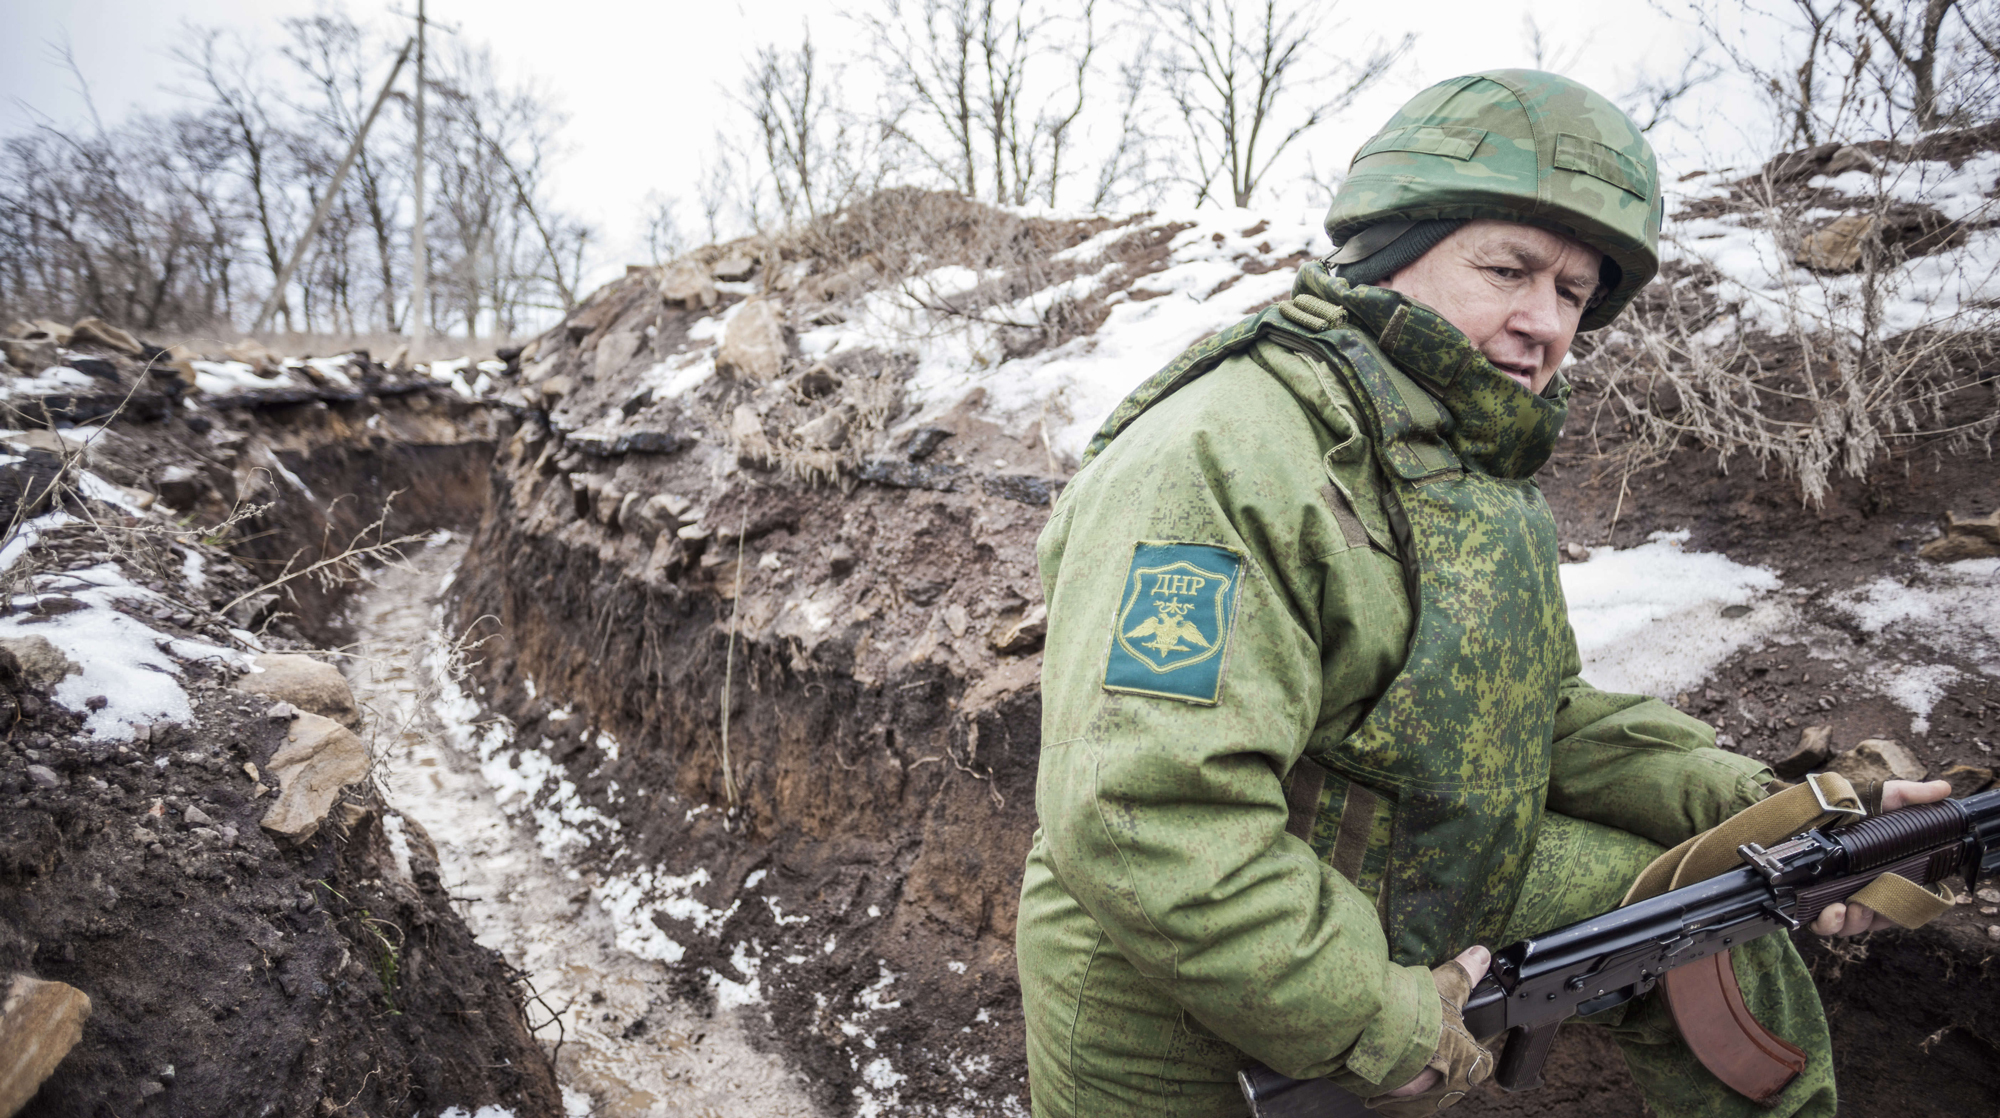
1378,219 -> 1602,394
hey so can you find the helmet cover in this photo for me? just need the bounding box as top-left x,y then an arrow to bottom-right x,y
1325,69 -> 1662,330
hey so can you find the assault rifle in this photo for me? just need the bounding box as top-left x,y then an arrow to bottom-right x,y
1239,788 -> 2000,1118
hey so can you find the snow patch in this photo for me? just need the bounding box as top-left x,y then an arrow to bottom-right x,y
0,563 -> 248,739
1562,532 -> 1784,699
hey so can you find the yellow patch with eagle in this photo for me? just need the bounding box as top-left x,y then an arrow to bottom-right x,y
1103,542 -> 1243,704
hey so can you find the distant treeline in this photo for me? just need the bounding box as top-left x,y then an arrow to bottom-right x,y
2,0 -> 1994,338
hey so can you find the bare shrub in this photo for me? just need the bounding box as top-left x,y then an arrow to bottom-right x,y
1577,170 -> 1998,506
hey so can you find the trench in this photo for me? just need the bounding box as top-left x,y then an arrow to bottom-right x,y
337,533 -> 824,1118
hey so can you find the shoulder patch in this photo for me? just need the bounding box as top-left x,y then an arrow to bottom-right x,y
1103,541 -> 1244,705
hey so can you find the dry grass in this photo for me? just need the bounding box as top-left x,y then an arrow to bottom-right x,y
1573,172 -> 2000,507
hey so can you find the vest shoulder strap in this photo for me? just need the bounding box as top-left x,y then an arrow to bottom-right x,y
1081,295 -> 1464,480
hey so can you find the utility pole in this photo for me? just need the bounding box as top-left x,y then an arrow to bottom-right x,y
410,0 -> 430,344
251,37 -> 415,335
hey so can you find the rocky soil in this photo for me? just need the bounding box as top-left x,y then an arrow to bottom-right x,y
0,333 -> 556,1116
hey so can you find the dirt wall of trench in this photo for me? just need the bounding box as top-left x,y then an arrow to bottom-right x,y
447,417 -> 1050,1115
2,371 -> 557,1118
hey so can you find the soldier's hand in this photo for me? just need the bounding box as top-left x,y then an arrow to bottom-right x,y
1368,945 -> 1493,1116
1810,778 -> 1952,937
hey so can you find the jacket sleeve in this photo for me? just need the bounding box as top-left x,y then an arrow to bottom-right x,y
1034,364 -> 1439,1092
1544,626 -> 1774,847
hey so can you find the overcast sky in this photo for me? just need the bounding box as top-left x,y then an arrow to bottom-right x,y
1,0 -> 1777,286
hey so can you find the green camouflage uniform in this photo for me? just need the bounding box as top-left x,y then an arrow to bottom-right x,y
1017,70 -> 1837,1118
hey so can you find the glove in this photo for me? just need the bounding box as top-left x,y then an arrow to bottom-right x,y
1363,958 -> 1494,1116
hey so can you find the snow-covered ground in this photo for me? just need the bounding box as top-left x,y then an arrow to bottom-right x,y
1664,151 -> 2000,339
348,537 -> 821,1118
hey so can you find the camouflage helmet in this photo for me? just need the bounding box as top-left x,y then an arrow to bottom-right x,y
1325,69 -> 1661,331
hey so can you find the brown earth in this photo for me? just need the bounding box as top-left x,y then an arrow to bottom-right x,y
0,359 -> 557,1117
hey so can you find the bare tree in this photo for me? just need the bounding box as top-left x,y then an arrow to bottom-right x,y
1622,42 -> 1724,133
1692,0 -> 1995,146
737,28 -> 865,225
641,193 -> 686,266
1522,14 -> 1591,74
283,12 -> 410,332
862,0 -> 1121,208
0,3 -> 595,340
1856,0 -> 1955,129
177,29 -> 300,330
1145,0 -> 1411,207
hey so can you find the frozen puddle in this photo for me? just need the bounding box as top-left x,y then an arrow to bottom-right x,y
344,537 -> 822,1118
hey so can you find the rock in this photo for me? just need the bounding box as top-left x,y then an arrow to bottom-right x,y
659,259 -> 719,309
1943,764 -> 1995,797
236,655 -> 359,729
905,426 -> 953,461
567,428 -> 688,457
24,765 -> 60,790
795,405 -> 852,451
594,485 -> 626,526
983,474 -> 1062,506
0,637 -> 79,687
1919,510 -> 2000,562
1796,213 -> 1879,273
0,973 -> 92,1116
1562,542 -> 1590,562
731,405 -> 776,468
154,464 -> 207,509
858,458 -> 964,492
1828,738 -> 1926,787
0,450 -> 71,522
0,339 -> 56,376
1774,725 -> 1834,780
826,542 -> 856,578
264,702 -> 299,721
624,493 -> 687,542
538,375 -> 574,405
259,712 -> 370,841
226,593 -> 278,628
69,316 -> 143,355
183,806 -> 214,827
222,339 -> 284,374
1980,886 -> 2000,904
797,364 -> 841,397
943,604 -> 969,638
594,329 -> 647,378
711,254 -> 758,282
991,603 -> 1048,654
5,319 -> 71,345
1989,925 -> 2000,942
1823,144 -> 1879,176
717,299 -> 786,382
615,491 -> 642,532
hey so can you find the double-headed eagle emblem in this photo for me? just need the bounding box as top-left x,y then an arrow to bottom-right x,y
1124,599 -> 1211,659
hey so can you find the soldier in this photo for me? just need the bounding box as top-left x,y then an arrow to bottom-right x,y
1016,69 -> 1948,1118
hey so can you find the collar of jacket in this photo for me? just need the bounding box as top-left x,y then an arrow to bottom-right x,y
1292,261 -> 1569,480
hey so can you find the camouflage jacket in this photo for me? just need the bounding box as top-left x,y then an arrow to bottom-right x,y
1022,265 -> 1772,1091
